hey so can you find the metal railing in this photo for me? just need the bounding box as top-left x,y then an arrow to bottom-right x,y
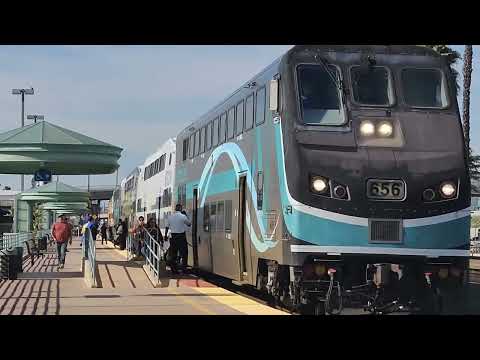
471,241 -> 480,256
126,233 -> 135,261
0,232 -> 32,252
143,229 -> 165,283
83,227 -> 97,287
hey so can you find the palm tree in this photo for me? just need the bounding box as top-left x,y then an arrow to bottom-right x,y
463,45 -> 473,163
424,45 -> 478,190
423,45 -> 461,91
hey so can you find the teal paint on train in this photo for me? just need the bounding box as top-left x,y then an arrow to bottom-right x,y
188,142 -> 279,252
273,120 -> 469,249
186,169 -> 237,201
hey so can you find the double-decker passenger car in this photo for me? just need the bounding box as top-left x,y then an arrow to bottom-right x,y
135,138 -> 176,230
174,45 -> 470,314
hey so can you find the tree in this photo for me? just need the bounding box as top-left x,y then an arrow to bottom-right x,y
424,45 -> 478,191
463,45 -> 473,163
31,203 -> 45,245
471,148 -> 480,192
423,45 -> 461,91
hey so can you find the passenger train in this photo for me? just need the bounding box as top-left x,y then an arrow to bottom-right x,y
116,45 -> 471,314
135,138 -> 176,229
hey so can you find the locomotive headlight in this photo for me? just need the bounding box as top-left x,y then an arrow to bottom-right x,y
440,182 -> 456,198
312,177 -> 328,193
360,120 -> 375,136
377,121 -> 393,137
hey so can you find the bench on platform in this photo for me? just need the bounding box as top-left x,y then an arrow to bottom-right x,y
25,240 -> 44,266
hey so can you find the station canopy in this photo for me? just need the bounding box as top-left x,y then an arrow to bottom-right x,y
0,121 -> 122,174
41,202 -> 89,211
18,182 -> 90,203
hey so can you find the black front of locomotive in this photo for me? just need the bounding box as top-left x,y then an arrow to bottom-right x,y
277,45 -> 470,314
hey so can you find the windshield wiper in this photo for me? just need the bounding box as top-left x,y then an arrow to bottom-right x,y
315,55 -> 345,94
314,55 -> 349,114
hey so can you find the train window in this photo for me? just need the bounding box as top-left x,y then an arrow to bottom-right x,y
217,201 -> 225,232
189,133 -> 195,159
162,188 -> 171,207
159,154 -> 166,172
297,64 -> 345,126
245,94 -> 254,130
255,87 -> 266,126
177,184 -> 186,207
350,66 -> 394,106
203,204 -> 210,232
206,122 -> 212,150
199,127 -> 205,154
194,130 -> 200,156
182,138 -> 189,161
219,112 -> 227,144
224,200 -> 232,233
169,153 -> 172,165
210,203 -> 217,232
213,117 -> 219,147
236,100 -> 244,136
137,199 -> 142,212
227,106 -> 235,139
401,69 -> 448,108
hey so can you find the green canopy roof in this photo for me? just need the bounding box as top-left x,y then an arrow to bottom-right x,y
41,202 -> 89,210
0,121 -> 122,174
18,182 -> 90,203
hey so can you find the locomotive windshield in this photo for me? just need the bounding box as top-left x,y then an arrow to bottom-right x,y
297,64 -> 346,126
401,68 -> 449,108
351,66 -> 394,106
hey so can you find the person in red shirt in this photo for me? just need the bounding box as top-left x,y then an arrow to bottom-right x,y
51,214 -> 72,270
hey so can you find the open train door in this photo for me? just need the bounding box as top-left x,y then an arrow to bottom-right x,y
238,176 -> 248,281
191,188 -> 199,268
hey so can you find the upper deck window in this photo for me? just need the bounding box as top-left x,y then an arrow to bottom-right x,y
227,106 -> 235,139
297,64 -> 345,126
401,68 -> 449,108
236,100 -> 244,136
350,66 -> 394,106
213,117 -> 219,147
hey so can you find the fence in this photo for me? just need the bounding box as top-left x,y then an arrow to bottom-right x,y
0,232 -> 32,252
143,229 -> 166,284
83,227 -> 97,287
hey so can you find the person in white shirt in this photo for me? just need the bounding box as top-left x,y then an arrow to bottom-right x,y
165,204 -> 191,273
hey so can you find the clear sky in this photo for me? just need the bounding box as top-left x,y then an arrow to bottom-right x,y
0,45 -> 477,190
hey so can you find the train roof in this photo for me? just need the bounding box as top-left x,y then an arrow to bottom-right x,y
286,45 -> 441,57
143,137 -> 176,166
178,45 -> 441,137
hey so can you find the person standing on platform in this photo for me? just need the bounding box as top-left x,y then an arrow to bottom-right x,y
91,218 -> 99,241
51,215 -> 72,270
146,217 -> 163,244
64,217 -> 73,252
132,216 -> 146,260
165,204 -> 191,274
101,221 -> 108,245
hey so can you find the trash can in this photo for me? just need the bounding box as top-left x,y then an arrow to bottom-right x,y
0,249 -> 18,280
14,246 -> 23,273
38,236 -> 47,251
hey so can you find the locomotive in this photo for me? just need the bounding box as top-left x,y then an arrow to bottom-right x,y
111,45 -> 469,314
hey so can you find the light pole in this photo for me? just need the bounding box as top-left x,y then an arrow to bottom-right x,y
27,114 -> 44,124
12,87 -> 34,191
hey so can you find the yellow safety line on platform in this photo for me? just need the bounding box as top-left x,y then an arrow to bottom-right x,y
167,287 -> 217,315
194,287 -> 288,315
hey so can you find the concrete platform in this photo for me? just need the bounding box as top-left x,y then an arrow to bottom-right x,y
0,237 -> 287,315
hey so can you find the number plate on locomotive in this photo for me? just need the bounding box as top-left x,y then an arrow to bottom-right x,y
366,179 -> 406,201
